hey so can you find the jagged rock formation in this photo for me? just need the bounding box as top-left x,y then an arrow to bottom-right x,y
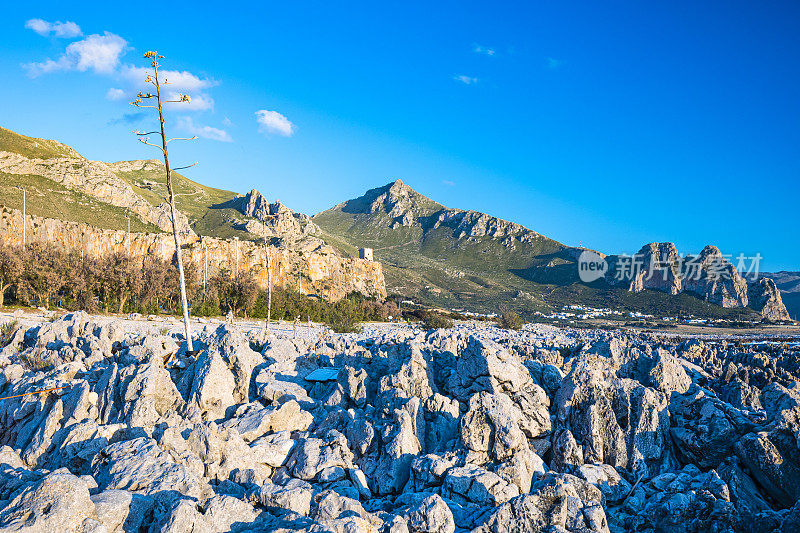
748,278 -> 791,321
342,179 -> 550,244
608,242 -> 790,320
0,208 -> 386,301
0,151 -> 194,236
224,190 -> 325,252
611,243 -> 749,307
1,314 -> 800,531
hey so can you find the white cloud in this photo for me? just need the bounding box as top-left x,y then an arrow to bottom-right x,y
473,44 -> 496,57
119,65 -> 215,92
442,180 -> 455,187
166,91 -> 214,111
176,116 -> 232,142
24,27 -> 220,117
545,57 -> 563,69
24,32 -> 127,76
453,75 -> 478,85
25,19 -> 82,38
222,117 -> 233,127
23,57 -> 71,76
68,33 -> 127,73
119,65 -> 216,110
255,110 -> 294,137
106,87 -> 125,100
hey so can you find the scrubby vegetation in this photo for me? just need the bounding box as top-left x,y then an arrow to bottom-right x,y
498,309 -> 524,330
0,319 -> 18,347
418,310 -> 455,330
0,242 -> 401,326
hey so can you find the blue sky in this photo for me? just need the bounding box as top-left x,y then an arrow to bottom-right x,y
1,1 -> 798,270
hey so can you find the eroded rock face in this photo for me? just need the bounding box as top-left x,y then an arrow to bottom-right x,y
0,208 -> 387,302
0,318 -> 799,532
606,242 -> 788,318
748,277 -> 791,321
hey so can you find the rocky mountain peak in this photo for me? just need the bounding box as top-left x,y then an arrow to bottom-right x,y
699,245 -> 723,258
239,190 -> 293,221
748,277 -> 791,321
226,189 -> 323,250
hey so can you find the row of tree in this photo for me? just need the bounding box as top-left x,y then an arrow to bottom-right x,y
0,242 -> 400,326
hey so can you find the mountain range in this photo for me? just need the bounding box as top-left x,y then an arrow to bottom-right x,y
0,126 -> 791,321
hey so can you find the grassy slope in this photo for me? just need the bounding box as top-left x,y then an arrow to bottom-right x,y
0,126 -> 252,238
0,172 -> 158,232
111,165 -> 253,240
0,127 -> 75,159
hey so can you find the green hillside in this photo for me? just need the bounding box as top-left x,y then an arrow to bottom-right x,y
0,172 -> 157,232
110,163 -> 253,240
0,126 -> 253,239
0,127 -> 76,159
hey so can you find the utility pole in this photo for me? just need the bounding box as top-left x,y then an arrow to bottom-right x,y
203,241 -> 208,295
259,216 -> 279,338
126,213 -> 131,253
16,186 -> 26,248
234,236 -> 240,276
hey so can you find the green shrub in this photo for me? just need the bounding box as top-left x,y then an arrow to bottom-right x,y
421,311 -> 454,330
325,306 -> 363,333
19,348 -> 53,372
0,319 -> 19,347
499,310 -> 524,330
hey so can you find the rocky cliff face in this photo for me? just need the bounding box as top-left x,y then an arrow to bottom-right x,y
0,151 -> 194,235
231,190 -> 324,251
608,242 -> 789,319
682,246 -> 750,308
621,242 -> 684,296
360,180 -> 547,244
0,208 -> 385,301
748,278 -> 791,321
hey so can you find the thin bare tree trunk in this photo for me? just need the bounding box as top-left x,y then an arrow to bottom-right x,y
267,251 -> 272,333
154,64 -> 194,352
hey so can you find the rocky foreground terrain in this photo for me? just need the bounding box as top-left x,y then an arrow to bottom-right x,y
1,314 -> 800,532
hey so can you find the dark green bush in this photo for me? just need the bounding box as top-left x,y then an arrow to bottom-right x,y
499,310 -> 524,330
421,311 -> 454,330
0,319 -> 19,347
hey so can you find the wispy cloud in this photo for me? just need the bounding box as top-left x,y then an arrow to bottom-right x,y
25,19 -> 82,38
107,112 -> 146,126
453,75 -> 478,85
442,179 -> 455,187
545,57 -> 563,69
106,88 -> 125,100
176,116 -> 233,142
118,65 -> 217,111
473,44 -> 496,57
24,32 -> 128,76
255,110 -> 294,137
23,24 -> 218,113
